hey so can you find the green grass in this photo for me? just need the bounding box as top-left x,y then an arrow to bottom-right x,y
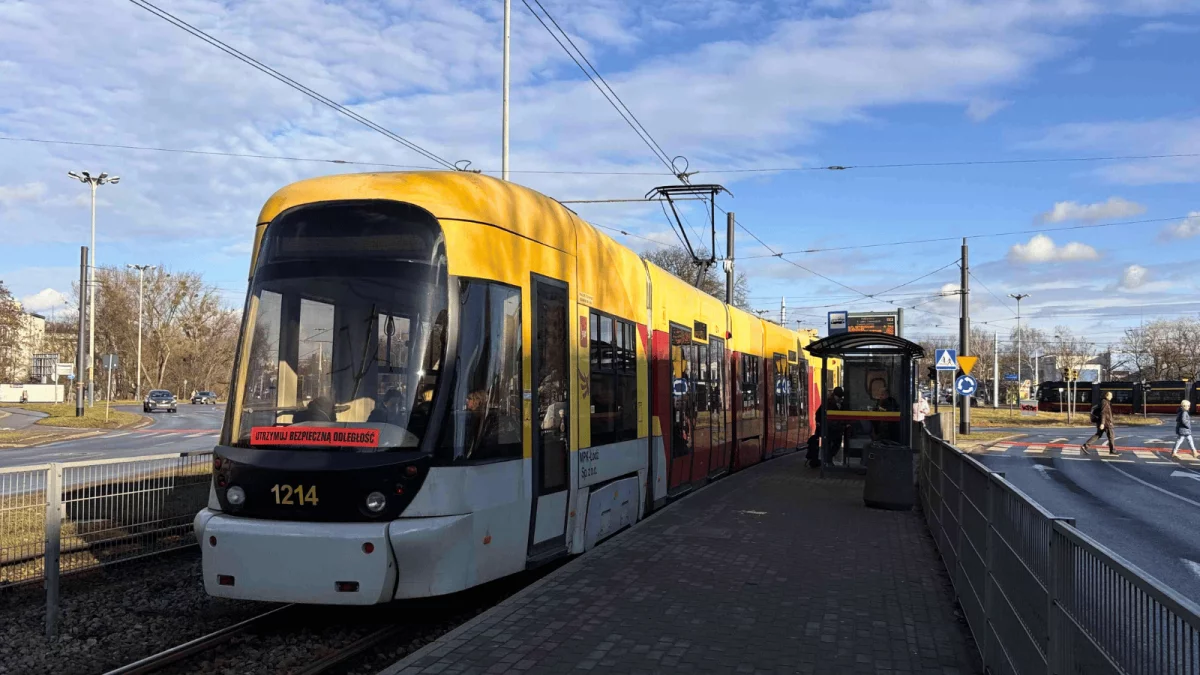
958,406 -> 1162,428
0,428 -> 98,448
20,402 -> 145,430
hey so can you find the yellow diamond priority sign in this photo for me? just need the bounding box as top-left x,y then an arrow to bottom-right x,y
957,355 -> 978,375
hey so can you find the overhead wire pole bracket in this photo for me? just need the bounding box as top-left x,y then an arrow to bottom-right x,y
646,183 -> 729,267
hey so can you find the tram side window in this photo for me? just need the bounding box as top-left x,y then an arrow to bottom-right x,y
1146,389 -> 1186,405
741,354 -> 761,419
1103,389 -> 1134,405
590,311 -> 637,445
439,281 -> 523,462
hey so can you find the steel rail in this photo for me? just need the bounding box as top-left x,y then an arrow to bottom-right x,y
100,604 -> 295,675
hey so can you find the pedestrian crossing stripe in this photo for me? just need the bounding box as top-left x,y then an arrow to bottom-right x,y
988,444 -> 1010,452
1024,445 -> 1045,454
936,350 -> 957,369
1133,450 -> 1156,460
1062,447 -> 1079,456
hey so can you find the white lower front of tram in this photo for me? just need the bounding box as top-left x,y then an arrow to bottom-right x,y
195,448 -> 651,605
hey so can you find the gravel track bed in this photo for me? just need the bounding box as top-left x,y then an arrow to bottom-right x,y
1,551 -> 567,675
0,549 -> 265,675
157,606 -> 462,675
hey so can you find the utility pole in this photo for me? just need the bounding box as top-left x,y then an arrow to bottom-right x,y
75,247 -> 87,417
993,331 -> 999,408
501,0 -> 511,181
959,238 -> 970,435
725,211 -> 735,305
127,264 -> 156,401
67,170 -> 119,406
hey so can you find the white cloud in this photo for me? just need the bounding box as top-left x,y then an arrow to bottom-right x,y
965,98 -> 1010,122
1063,56 -> 1094,74
1118,264 -> 1148,289
0,182 -> 47,207
1160,211 -> 1200,239
1038,197 -> 1146,223
220,240 -> 254,256
0,0 -> 1179,248
20,288 -> 70,313
1007,234 -> 1100,263
1134,21 -> 1200,33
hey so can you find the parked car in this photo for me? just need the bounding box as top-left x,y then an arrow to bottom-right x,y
191,390 -> 218,405
144,389 -> 177,413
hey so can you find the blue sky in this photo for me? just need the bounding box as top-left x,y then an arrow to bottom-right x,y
1,0 -> 1198,355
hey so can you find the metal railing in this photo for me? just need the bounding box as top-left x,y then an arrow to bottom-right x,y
916,424 -> 1200,675
1,452 -> 213,635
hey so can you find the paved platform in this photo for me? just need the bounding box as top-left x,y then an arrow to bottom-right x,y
382,454 -> 981,675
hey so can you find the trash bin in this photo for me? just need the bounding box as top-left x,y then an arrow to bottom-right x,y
863,440 -> 915,511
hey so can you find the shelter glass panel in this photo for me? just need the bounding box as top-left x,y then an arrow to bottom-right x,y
839,353 -> 904,450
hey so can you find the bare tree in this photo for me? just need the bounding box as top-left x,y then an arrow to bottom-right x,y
1121,317 -> 1200,380
642,246 -> 751,310
0,281 -> 25,381
90,266 -> 240,398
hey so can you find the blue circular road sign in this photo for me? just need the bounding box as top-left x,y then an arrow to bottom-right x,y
955,375 -> 978,396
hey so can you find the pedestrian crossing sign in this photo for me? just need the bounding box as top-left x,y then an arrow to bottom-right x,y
935,349 -> 957,371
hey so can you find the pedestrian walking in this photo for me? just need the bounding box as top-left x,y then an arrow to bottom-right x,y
1081,391 -> 1116,455
1172,400 -> 1194,458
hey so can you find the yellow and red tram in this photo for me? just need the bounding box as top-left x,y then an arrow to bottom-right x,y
195,171 -> 829,604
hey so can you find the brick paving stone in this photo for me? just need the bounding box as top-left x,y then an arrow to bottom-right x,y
380,454 -> 981,675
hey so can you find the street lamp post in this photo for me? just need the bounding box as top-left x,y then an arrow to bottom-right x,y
1009,293 -> 1029,399
67,171 -> 120,406
126,264 -> 156,401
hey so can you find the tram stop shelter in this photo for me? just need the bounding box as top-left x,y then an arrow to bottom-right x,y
805,332 -> 925,477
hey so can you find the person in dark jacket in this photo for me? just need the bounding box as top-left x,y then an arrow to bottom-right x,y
1081,391 -> 1116,455
1173,400 -> 1194,458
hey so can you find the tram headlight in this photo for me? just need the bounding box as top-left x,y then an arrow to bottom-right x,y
226,485 -> 246,506
365,491 -> 387,513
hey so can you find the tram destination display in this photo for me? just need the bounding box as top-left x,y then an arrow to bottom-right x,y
845,311 -> 901,336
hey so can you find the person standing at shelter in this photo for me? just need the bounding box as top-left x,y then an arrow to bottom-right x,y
816,387 -> 846,461
1173,400 -> 1194,458
1081,390 -> 1116,455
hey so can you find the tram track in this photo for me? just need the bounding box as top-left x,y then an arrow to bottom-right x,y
97,561 -> 568,675
100,604 -> 296,675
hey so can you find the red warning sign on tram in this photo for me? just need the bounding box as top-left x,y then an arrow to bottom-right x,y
249,426 -> 380,448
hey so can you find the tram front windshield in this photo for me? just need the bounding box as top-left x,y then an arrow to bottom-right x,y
229,201 -> 448,451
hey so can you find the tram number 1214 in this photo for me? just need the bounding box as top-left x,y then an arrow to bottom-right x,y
271,484 -> 319,506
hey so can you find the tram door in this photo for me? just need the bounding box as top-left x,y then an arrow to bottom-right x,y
528,277 -> 570,561
667,323 -> 697,494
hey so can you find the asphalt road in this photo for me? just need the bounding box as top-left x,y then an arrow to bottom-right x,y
0,403 -> 223,470
969,419 -> 1200,604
